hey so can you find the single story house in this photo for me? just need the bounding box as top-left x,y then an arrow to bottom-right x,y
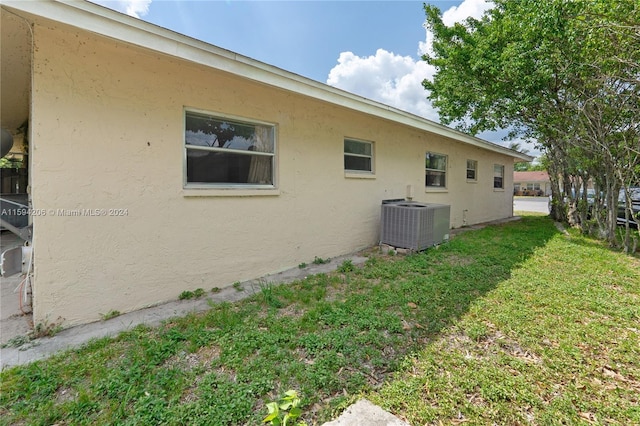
1,0 -> 532,328
514,171 -> 551,196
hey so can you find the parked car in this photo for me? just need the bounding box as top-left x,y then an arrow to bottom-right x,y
617,187 -> 640,228
548,188 -> 596,216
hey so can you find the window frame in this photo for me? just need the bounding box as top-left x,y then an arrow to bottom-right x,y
343,138 -> 374,176
425,152 -> 448,189
466,159 -> 478,182
526,183 -> 541,191
493,164 -> 505,190
183,108 -> 277,190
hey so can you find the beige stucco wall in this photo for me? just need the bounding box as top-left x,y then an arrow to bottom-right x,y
0,9 -> 31,132
29,20 -> 515,327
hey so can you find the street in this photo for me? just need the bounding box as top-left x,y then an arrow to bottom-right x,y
514,196 -> 550,213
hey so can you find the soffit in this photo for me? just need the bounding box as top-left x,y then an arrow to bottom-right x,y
1,0 -> 533,162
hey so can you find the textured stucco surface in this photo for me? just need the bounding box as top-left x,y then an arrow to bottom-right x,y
0,9 -> 31,131
28,19 -> 515,327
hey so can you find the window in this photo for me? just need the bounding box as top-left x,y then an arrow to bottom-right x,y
466,159 -> 477,181
185,111 -> 275,186
526,183 -> 541,191
494,164 -> 504,189
344,139 -> 373,173
426,152 -> 447,188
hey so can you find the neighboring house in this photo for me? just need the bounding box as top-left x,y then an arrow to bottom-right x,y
0,1 -> 532,328
514,171 -> 551,196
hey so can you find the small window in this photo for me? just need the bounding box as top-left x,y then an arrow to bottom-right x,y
185,111 -> 275,186
466,159 -> 477,181
344,139 -> 373,173
426,152 -> 447,188
526,183 -> 541,191
494,164 -> 505,189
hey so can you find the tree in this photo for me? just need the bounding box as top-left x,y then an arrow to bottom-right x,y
508,142 -> 533,171
422,0 -> 639,251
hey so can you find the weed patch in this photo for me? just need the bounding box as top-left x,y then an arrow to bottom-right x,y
179,288 -> 206,300
312,256 -> 330,265
101,310 -> 121,321
337,259 -> 355,273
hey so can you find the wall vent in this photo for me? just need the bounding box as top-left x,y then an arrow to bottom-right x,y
380,202 -> 450,250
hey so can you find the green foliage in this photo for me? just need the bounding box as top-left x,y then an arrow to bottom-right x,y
101,310 -> 121,321
179,290 -> 194,300
312,256 -> 330,265
298,262 -> 307,269
1,334 -> 32,349
515,162 -> 546,172
423,0 -> 640,249
465,322 -> 489,341
337,259 -> 355,273
263,390 -> 307,426
179,288 -> 206,300
233,281 -> 244,292
259,282 -> 284,309
29,318 -> 63,339
0,157 -> 23,169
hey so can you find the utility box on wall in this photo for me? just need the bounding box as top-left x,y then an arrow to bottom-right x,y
380,201 -> 450,251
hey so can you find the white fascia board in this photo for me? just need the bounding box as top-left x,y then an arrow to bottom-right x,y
2,0 -> 532,162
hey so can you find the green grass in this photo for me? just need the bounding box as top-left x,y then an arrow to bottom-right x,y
1,216 -> 638,425
370,222 -> 640,424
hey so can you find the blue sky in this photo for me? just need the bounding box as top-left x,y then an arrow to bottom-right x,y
136,1 -> 434,82
90,0 -> 532,153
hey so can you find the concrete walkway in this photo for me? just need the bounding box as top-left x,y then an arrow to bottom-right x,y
0,231 -> 32,347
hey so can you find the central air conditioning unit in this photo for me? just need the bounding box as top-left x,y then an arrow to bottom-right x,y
380,201 -> 450,251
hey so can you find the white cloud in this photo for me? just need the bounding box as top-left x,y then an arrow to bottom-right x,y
441,0 -> 493,25
327,0 -> 494,133
327,49 -> 439,121
90,0 -> 151,18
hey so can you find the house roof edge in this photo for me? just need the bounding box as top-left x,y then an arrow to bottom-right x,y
2,0 -> 532,161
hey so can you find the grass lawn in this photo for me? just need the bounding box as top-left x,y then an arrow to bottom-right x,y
1,215 -> 639,425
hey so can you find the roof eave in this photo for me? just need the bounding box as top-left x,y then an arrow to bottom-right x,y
2,0 -> 532,161
514,153 -> 535,162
